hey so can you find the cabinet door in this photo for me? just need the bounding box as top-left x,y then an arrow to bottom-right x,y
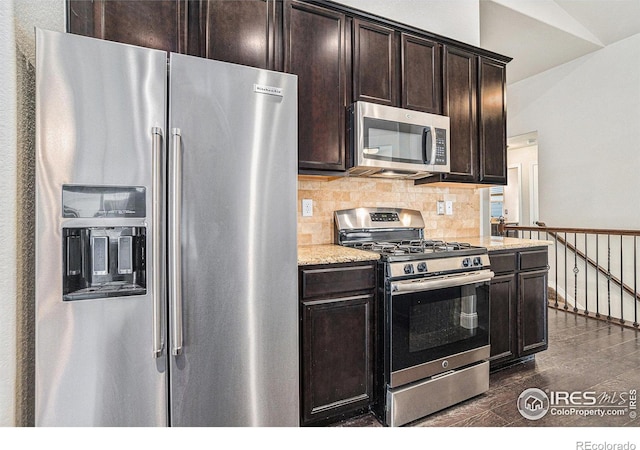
67,0 -> 197,54
301,294 -> 374,425
400,33 -> 441,114
479,57 -> 507,184
201,0 -> 278,70
441,46 -> 478,182
518,269 -> 549,356
284,0 -> 350,171
489,273 -> 517,367
353,19 -> 397,106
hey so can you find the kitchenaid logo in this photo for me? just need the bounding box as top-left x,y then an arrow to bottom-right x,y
517,388 -> 637,420
253,84 -> 283,97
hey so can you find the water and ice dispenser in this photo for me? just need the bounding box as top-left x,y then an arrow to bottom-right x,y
62,185 -> 148,301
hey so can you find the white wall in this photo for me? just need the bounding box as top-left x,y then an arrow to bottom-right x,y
333,0 -> 480,46
0,0 -> 18,427
508,33 -> 640,229
0,0 -> 65,426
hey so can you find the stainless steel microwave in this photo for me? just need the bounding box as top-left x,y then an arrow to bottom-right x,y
347,101 -> 450,179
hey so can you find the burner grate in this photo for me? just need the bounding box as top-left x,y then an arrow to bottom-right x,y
346,239 -> 473,256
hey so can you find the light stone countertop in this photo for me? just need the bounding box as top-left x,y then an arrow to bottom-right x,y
297,237 -> 552,266
298,244 -> 380,266
462,236 -> 554,251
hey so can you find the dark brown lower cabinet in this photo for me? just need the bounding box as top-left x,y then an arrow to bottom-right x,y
299,261 -> 376,426
488,272 -> 517,364
518,268 -> 549,356
489,247 -> 548,370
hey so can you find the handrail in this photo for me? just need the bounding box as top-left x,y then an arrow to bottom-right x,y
498,222 -> 640,237
497,220 -> 640,328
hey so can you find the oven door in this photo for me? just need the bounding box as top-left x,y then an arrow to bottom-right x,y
388,270 -> 493,388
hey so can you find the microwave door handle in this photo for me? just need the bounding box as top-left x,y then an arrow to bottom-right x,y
422,127 -> 432,164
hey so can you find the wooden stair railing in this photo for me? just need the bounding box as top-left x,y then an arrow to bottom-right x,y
496,220 -> 640,329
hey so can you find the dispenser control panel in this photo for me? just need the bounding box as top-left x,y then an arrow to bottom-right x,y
62,185 -> 147,301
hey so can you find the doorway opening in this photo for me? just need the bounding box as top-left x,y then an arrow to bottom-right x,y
489,131 -> 539,236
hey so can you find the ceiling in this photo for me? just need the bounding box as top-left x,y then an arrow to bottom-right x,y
480,0 -> 640,84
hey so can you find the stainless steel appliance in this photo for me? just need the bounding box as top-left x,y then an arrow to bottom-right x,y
335,207 -> 494,427
35,29 -> 298,426
347,101 -> 450,179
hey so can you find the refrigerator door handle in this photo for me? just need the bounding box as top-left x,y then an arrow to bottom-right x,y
152,127 -> 165,358
169,128 -> 184,356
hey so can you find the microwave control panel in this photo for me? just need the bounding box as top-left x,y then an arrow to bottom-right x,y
434,128 -> 447,165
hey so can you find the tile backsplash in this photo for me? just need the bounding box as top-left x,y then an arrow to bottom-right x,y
298,177 -> 481,245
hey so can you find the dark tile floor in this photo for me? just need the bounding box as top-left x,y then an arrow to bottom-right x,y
334,309 -> 640,427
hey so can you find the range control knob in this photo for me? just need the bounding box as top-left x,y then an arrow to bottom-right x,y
462,257 -> 472,268
473,257 -> 482,266
403,264 -> 414,274
417,262 -> 427,273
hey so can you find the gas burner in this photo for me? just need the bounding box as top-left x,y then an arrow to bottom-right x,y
347,239 -> 474,257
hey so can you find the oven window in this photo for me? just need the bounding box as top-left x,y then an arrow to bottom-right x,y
391,284 -> 489,373
363,117 -> 425,164
409,286 -> 478,352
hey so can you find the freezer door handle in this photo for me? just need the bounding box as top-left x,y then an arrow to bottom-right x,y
152,127 -> 164,358
169,128 -> 184,356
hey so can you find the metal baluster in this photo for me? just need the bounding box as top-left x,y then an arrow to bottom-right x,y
620,235 -> 625,325
584,233 -> 589,316
573,233 -> 579,312
565,232 -> 568,311
635,236 -> 639,328
596,235 -> 600,318
555,232 -> 559,308
607,234 -> 612,321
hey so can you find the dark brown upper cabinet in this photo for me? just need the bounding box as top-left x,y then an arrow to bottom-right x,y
400,33 -> 442,114
67,0 -> 198,55
201,0 -> 280,70
442,46 -> 478,182
284,0 -> 351,172
67,0 -> 278,67
416,46 -> 508,186
478,57 -> 508,184
353,25 -> 442,114
352,19 -> 398,107
66,0 -> 510,179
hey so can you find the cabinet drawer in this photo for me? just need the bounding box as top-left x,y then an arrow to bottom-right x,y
301,264 -> 376,300
519,249 -> 548,271
489,252 -> 516,274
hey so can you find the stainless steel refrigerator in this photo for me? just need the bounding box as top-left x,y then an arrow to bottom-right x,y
35,28 -> 299,426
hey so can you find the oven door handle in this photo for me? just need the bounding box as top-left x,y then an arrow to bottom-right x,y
390,270 -> 495,294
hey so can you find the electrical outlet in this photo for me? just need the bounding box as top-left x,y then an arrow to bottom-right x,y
445,201 -> 453,215
302,199 -> 313,217
437,201 -> 445,215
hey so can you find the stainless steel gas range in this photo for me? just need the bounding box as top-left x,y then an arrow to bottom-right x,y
335,207 -> 495,427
